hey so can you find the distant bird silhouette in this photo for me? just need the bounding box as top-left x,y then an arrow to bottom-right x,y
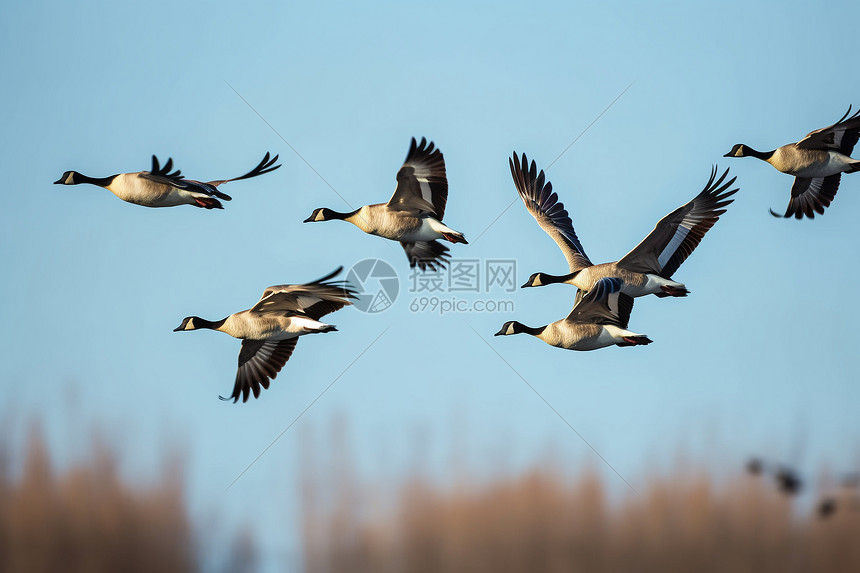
775,467 -> 803,495
746,457 -> 765,476
304,137 -> 466,271
174,267 -> 356,403
818,472 -> 860,519
818,497 -> 837,518
511,153 -> 737,303
745,457 -> 803,496
725,106 -> 860,219
55,152 -> 280,209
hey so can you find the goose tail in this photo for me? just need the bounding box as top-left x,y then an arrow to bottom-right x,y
617,335 -> 653,347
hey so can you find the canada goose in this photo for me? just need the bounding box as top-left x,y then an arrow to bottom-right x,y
725,106 -> 860,219
304,138 -> 467,271
174,267 -> 356,403
54,152 -> 280,209
494,277 -> 652,351
513,153 -> 737,302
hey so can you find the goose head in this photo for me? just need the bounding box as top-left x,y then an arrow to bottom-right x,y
174,316 -> 203,331
724,144 -> 752,158
304,208 -> 343,222
174,316 -> 226,332
495,321 -> 528,336
54,171 -> 80,185
521,272 -> 547,288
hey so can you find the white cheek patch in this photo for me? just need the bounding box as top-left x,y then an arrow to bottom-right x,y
66,174 -> 75,184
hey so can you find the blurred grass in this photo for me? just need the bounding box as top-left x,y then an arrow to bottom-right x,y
0,421 -> 253,573
302,459 -> 860,573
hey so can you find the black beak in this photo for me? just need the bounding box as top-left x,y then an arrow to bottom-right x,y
520,281 -> 531,288
494,327 -> 506,336
303,215 -> 315,223
723,152 -> 733,158
173,325 -> 184,332
53,177 -> 65,184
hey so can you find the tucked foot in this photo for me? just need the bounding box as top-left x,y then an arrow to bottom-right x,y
618,335 -> 653,347
659,285 -> 689,297
442,232 -> 468,244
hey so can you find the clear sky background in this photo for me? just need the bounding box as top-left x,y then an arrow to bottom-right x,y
2,0 -> 860,570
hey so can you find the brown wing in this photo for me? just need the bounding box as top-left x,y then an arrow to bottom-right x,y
796,106 -> 860,155
401,240 -> 450,271
251,266 -> 357,319
387,137 -> 448,219
565,277 -> 634,329
205,152 -> 281,187
509,152 -> 592,271
617,166 -> 737,277
770,175 -> 842,219
221,338 -> 298,403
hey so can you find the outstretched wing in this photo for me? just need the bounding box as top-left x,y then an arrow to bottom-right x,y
565,277 -> 634,328
617,166 -> 737,277
401,240 -> 451,272
510,152 -> 592,272
387,137 -> 448,219
139,155 -> 233,201
220,338 -> 298,403
251,266 -> 357,320
770,174 -> 841,220
796,106 -> 860,156
150,155 -> 182,178
205,152 -> 281,187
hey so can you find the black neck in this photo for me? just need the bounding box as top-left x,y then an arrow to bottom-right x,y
198,317 -> 227,330
747,147 -> 775,161
79,173 -> 118,187
520,323 -> 547,336
332,208 -> 360,220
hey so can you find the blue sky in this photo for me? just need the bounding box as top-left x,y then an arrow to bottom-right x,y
3,0 -> 860,570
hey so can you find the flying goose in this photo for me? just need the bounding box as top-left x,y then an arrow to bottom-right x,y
54,152 -> 280,209
725,106 -> 860,219
512,153 -> 737,301
304,137 -> 467,271
174,267 -> 356,403
494,277 -> 652,351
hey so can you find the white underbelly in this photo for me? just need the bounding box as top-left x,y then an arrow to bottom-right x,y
621,275 -> 681,297
400,217 -> 446,242
792,152 -> 854,178
573,327 -> 622,351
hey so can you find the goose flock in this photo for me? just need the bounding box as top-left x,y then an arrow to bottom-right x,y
55,108 -> 860,403
746,457 -> 860,518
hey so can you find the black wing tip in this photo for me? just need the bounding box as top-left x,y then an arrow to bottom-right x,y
218,393 -> 240,403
